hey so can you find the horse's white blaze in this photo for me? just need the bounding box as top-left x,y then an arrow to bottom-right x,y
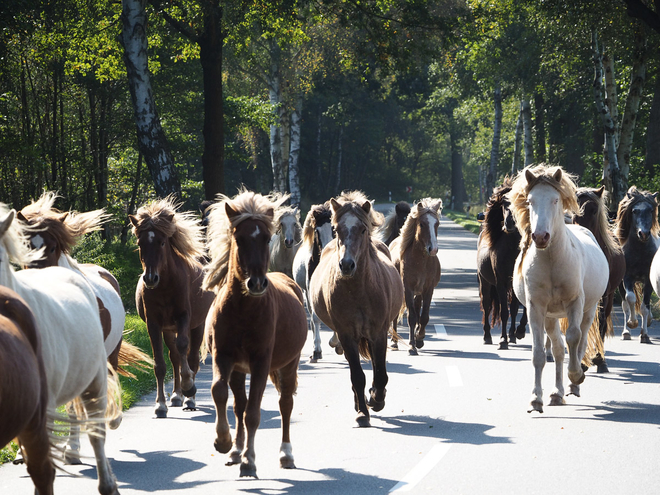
425,213 -> 438,252
31,234 -> 45,249
317,222 -> 334,248
148,231 -> 155,243
251,225 -> 260,238
281,216 -> 297,242
527,186 -> 559,245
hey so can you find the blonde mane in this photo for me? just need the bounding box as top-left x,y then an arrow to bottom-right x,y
301,202 -> 332,248
398,198 -> 443,254
575,187 -> 623,260
0,203 -> 44,267
331,190 -> 383,235
19,191 -> 110,254
131,195 -> 206,270
203,189 -> 289,291
508,164 -> 579,254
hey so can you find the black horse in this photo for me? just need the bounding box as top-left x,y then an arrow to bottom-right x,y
378,201 -> 411,246
477,179 -> 527,349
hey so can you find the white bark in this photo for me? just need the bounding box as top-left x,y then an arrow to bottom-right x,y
604,53 -> 619,149
522,99 -> 534,166
288,94 -> 303,208
268,41 -> 287,193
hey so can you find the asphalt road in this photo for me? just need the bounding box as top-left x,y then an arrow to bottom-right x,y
2,218 -> 660,494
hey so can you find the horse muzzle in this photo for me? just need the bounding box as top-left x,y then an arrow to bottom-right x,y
142,271 -> 160,289
637,230 -> 651,242
338,258 -> 357,278
284,238 -> 295,248
531,232 -> 550,250
246,275 -> 269,296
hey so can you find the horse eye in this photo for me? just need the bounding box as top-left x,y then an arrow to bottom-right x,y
361,228 -> 366,235
161,241 -> 165,247
50,247 -> 55,253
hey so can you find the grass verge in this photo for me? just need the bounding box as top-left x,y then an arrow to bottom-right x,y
444,209 -> 481,235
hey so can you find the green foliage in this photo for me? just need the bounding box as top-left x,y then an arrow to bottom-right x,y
444,209 -> 481,235
0,442 -> 19,465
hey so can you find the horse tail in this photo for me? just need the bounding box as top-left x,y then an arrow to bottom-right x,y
358,337 -> 371,360
491,286 -> 500,327
105,363 -> 123,429
634,281 -> 644,314
559,308 -> 603,367
605,311 -> 614,339
116,340 -> 153,379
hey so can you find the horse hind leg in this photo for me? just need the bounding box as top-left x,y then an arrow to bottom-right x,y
497,285 -> 509,350
275,359 -> 301,469
366,337 -> 388,412
227,372 -> 247,466
390,318 -> 399,350
405,291 -> 419,356
415,293 -> 431,349
183,323 -> 205,411
545,318 -> 565,406
639,284 -> 653,344
240,359 -> 271,478
310,312 -> 323,362
164,331 -> 184,407
64,402 -> 82,465
18,404 -> 55,495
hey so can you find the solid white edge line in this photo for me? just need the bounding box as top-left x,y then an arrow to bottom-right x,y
446,365 -> 463,387
389,444 -> 452,493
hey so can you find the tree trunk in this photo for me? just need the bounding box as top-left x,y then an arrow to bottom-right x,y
288,94 -> 303,208
617,22 -> 648,184
120,0 -> 181,199
534,92 -> 546,162
603,52 -> 619,149
199,2 -> 225,199
522,99 -> 534,166
486,84 -> 502,196
316,109 -> 323,190
645,64 -> 660,174
268,40 -> 287,193
450,126 -> 467,211
512,100 -> 523,175
121,152 -> 143,244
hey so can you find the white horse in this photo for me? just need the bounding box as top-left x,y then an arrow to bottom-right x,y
0,206 -> 121,495
269,205 -> 302,279
509,165 -> 609,413
292,202 -> 335,361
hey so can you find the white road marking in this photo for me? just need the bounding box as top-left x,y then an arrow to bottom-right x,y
433,324 -> 447,336
446,365 -> 463,387
389,444 -> 451,493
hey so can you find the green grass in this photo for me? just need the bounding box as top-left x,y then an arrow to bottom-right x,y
444,209 -> 482,235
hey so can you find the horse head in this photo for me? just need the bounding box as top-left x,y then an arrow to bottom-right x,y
277,208 -> 301,249
525,167 -> 566,250
331,197 -> 373,278
501,200 -> 517,234
395,201 -> 411,230
313,206 -> 334,250
130,213 -> 173,290
414,201 -> 440,257
16,210 -> 68,268
574,186 -> 605,235
630,193 -> 658,243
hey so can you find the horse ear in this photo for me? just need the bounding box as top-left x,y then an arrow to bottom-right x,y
596,186 -> 605,197
56,211 -> 69,223
361,201 -> 372,214
653,192 -> 659,203
16,211 -> 27,223
627,190 -> 634,199
0,209 -> 15,237
265,207 -> 275,220
552,168 -> 563,182
225,202 -> 240,221
416,202 -> 424,213
330,198 -> 341,214
525,169 -> 536,184
128,214 -> 139,228
433,199 -> 443,213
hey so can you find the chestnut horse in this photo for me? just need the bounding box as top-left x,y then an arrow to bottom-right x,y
377,201 -> 411,246
18,192 -> 151,379
613,186 -> 659,343
509,165 -> 608,413
202,190 -> 307,478
0,286 -> 53,495
389,198 -> 443,355
292,202 -> 335,361
268,204 -> 302,279
310,191 -> 404,427
573,186 -> 626,372
129,197 -> 214,418
477,179 -> 528,349
0,205 -> 121,495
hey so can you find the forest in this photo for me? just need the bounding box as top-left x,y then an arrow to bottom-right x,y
2,0 -> 660,232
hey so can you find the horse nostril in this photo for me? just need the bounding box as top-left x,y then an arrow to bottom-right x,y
262,278 -> 269,289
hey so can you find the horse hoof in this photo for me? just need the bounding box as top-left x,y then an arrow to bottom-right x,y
64,451 -> 82,465
214,438 -> 232,454
108,414 -> 123,430
11,457 -> 24,465
581,363 -> 589,373
640,334 -> 652,344
170,396 -> 183,407
391,341 -> 399,350
226,451 -> 241,466
515,327 -> 526,340
528,401 -> 544,413
367,389 -> 386,412
335,345 -> 344,355
310,350 -> 322,361
155,406 -> 168,418
183,398 -> 197,411
415,339 -> 425,349
280,457 -> 296,469
597,363 -> 609,373
483,335 -> 493,345
568,384 -> 580,397
408,347 -> 418,356
546,355 -> 554,363
355,412 -> 371,428
549,394 -> 565,406
239,463 -> 258,478
569,369 -> 585,385
498,341 -> 508,350
182,384 -> 197,397
509,335 -> 516,345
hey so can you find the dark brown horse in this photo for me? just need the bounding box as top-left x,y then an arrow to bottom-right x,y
0,287 -> 54,495
614,186 -> 659,343
310,191 -> 404,427
477,179 -> 528,349
129,197 -> 214,418
573,186 -> 626,372
202,190 -> 307,478
389,198 -> 443,355
378,201 -> 411,246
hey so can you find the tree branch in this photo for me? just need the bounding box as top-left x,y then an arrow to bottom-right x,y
623,0 -> 660,34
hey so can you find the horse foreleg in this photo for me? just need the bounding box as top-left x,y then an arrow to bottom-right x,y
211,354 -> 234,454
516,304 -> 528,341
366,336 -> 388,412
479,277 -> 493,345
545,318 -> 565,406
509,292 -> 520,344
183,323 -> 204,411
277,359 -> 300,469
148,323 -> 169,418
391,318 -> 399,350
405,290 -> 419,355
163,331 -> 183,408
342,337 -> 369,427
227,371 -> 246,466
416,292 -> 432,349
310,313 -> 323,362
496,284 -> 509,349
640,283 -> 653,343
621,280 -> 637,337
528,304 -> 546,413
175,314 -> 196,397
566,305 -> 591,397
241,356 -> 271,478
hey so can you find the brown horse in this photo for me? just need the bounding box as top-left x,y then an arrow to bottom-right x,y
573,186 -> 626,372
310,191 -> 404,427
202,190 -> 307,478
389,198 -> 443,355
0,287 -> 54,495
129,197 -> 214,418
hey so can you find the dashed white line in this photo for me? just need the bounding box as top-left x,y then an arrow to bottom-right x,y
446,365 -> 463,387
389,444 -> 451,493
433,324 -> 447,336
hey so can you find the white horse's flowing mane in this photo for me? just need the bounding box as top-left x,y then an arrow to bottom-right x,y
0,203 -> 44,267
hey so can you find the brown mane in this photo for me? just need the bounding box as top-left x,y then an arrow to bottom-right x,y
131,195 -> 206,270
576,187 -> 623,261
481,178 -> 514,250
397,198 -> 443,255
614,186 -> 660,244
203,189 -> 288,291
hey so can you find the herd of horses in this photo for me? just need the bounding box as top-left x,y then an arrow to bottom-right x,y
2,163 -> 660,492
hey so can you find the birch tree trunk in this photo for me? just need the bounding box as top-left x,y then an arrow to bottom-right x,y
593,30 -> 625,205
617,22 -> 648,183
486,84 -> 502,196
120,0 -> 181,198
522,99 -> 534,166
512,101 -> 523,175
268,41 -> 287,193
288,94 -> 303,208
534,93 -> 546,162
